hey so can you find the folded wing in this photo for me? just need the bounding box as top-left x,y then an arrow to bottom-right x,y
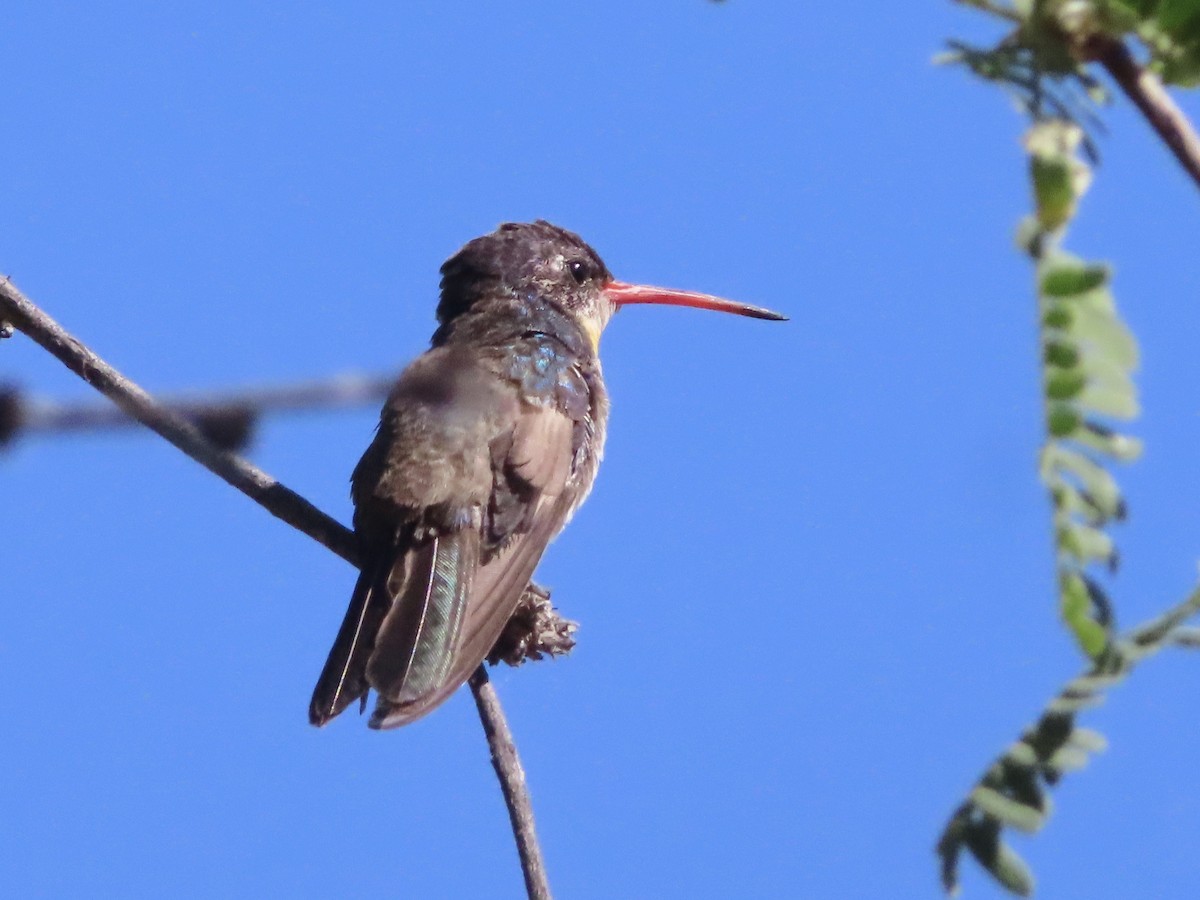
367,402 -> 578,729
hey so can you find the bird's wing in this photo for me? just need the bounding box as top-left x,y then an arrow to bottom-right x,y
309,348 -> 502,728
368,402 -> 578,729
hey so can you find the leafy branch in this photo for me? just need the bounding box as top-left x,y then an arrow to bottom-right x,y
939,2 -> 1200,893
933,119 -> 1169,895
937,587 -> 1200,896
944,0 -> 1200,188
1024,120 -> 1140,659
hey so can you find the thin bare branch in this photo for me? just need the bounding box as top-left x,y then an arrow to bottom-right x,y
3,372 -> 396,449
0,276 -> 359,561
0,275 -> 552,900
470,667 -> 551,900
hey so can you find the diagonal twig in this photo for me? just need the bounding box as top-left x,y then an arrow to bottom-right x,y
0,277 -> 359,562
0,275 -> 551,899
1088,36 -> 1200,194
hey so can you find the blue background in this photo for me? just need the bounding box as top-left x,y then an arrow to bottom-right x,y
4,3 -> 1200,898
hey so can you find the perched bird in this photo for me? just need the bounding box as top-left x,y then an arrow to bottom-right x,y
309,221 -> 784,729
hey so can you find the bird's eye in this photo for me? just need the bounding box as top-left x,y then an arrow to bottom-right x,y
567,259 -> 589,284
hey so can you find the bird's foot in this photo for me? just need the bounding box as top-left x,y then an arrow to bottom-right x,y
487,582 -> 578,666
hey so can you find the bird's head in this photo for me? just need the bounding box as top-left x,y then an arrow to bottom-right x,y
437,220 -> 784,351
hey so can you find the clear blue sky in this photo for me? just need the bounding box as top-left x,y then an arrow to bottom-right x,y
5,3 -> 1200,898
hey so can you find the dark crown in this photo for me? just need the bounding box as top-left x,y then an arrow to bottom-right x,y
437,221 -> 610,324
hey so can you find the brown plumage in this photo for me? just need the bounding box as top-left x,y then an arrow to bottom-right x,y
309,221 -> 783,729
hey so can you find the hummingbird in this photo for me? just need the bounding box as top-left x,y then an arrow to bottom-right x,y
309,221 -> 784,729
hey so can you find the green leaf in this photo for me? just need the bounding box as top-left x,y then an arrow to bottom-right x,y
1099,0 -> 1151,33
1046,445 -> 1125,519
1043,302 -> 1074,330
1030,156 -> 1078,230
1068,284 -> 1117,315
1079,381 -> 1140,419
1044,339 -> 1081,368
1048,691 -> 1107,714
1025,121 -> 1091,229
987,842 -> 1036,897
1060,571 -> 1110,658
1045,367 -> 1087,400
1069,302 -> 1140,369
970,787 -> 1046,834
1005,740 -> 1039,767
1137,5 -> 1200,86
1066,726 -> 1109,754
1064,672 -> 1125,695
1072,424 -> 1143,463
1058,522 -> 1116,566
1041,263 -> 1109,296
1077,350 -> 1137,391
1050,481 -> 1106,524
1046,744 -> 1092,775
1048,404 -> 1083,437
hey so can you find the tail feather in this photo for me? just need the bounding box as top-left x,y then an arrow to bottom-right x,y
308,563 -> 390,726
367,531 -> 479,706
368,494 -> 570,730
